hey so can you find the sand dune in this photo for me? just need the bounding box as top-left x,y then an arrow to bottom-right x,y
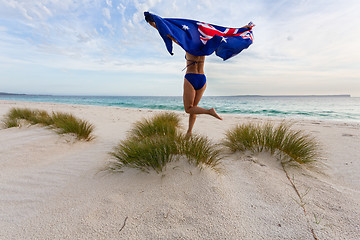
0,100 -> 359,239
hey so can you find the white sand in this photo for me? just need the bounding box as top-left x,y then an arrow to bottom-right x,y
0,100 -> 359,239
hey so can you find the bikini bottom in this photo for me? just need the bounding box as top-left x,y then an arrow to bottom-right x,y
184,73 -> 206,90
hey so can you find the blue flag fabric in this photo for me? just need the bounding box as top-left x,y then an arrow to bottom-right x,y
144,12 -> 254,61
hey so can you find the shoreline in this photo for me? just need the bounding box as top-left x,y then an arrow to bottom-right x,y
0,100 -> 359,239
1,99 -> 360,126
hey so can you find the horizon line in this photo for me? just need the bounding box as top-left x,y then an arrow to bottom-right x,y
0,92 -> 353,98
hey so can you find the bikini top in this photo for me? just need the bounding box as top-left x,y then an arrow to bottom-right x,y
182,55 -> 204,71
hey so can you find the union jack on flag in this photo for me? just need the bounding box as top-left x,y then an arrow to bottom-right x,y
197,22 -> 254,44
144,12 -> 254,61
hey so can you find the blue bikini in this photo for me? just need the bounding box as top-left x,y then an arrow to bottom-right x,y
184,73 -> 206,90
183,55 -> 206,90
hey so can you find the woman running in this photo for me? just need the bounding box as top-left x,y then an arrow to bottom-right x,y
145,12 -> 254,136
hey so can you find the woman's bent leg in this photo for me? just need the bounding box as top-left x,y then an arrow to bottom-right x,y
191,82 -> 222,120
183,79 -> 222,135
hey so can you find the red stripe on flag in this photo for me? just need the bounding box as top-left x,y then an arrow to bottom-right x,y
198,25 -> 218,37
223,28 -> 236,37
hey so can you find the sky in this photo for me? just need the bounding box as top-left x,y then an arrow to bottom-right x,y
0,0 -> 360,96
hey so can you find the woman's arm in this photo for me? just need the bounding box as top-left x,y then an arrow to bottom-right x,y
241,22 -> 255,29
167,34 -> 179,45
149,21 -> 157,29
241,24 -> 252,29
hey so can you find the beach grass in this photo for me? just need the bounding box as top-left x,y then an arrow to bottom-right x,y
50,112 -> 95,141
179,134 -> 222,170
3,107 -> 94,141
129,112 -> 180,140
109,112 -> 222,173
3,117 -> 19,128
110,135 -> 178,173
223,122 -> 320,164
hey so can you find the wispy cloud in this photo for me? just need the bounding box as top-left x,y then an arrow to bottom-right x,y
0,0 -> 359,95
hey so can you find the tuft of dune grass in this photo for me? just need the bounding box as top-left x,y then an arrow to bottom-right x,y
51,112 -> 94,141
109,112 -> 222,173
110,135 -> 178,173
129,112 -> 180,140
3,117 -> 19,128
3,107 -> 94,141
179,134 -> 222,170
223,122 -> 320,164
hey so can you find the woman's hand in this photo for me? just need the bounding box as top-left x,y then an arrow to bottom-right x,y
243,22 -> 255,29
241,24 -> 252,29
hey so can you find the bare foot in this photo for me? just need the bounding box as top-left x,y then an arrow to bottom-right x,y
209,108 -> 223,120
185,131 -> 192,139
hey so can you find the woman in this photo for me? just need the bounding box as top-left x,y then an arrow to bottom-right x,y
148,21 -> 222,136
182,52 -> 223,136
146,15 -> 253,136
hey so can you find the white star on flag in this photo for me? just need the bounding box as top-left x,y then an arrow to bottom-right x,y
221,37 -> 227,43
182,25 -> 189,30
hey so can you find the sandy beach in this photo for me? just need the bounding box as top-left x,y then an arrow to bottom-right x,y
0,100 -> 359,240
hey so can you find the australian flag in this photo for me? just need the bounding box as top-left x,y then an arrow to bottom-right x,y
144,12 -> 254,61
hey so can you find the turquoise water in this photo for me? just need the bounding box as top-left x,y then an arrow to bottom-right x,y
1,95 -> 360,123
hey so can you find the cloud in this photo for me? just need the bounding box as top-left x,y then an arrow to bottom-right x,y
106,0 -> 112,7
117,3 -> 126,15
102,7 -> 111,20
0,0 -> 359,96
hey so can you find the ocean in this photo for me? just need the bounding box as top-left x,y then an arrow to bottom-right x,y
1,95 -> 360,123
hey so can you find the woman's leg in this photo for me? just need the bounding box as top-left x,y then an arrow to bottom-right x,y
185,81 -> 204,135
183,79 -> 222,135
